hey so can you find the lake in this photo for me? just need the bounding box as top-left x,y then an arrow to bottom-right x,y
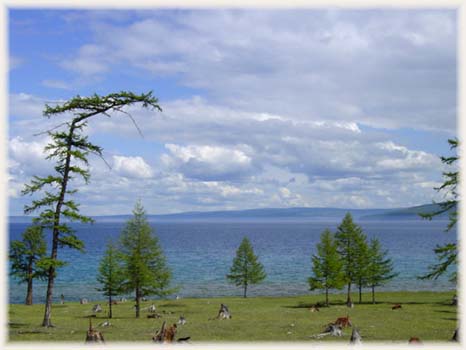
8,218 -> 456,304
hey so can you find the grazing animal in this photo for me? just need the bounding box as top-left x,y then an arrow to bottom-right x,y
80,298 -> 88,305
120,297 -> 127,302
392,304 -> 402,310
175,295 -> 180,300
141,297 -> 148,302
350,328 -> 362,344
214,303 -> 232,320
309,323 -> 342,339
452,328 -> 459,342
452,295 -> 458,306
109,300 -> 118,305
334,315 -> 352,328
60,294 -> 65,305
147,313 -> 161,319
153,321 -> 177,343
85,318 -> 105,343
346,300 -> 354,308
148,304 -> 156,313
325,324 -> 343,337
309,305 -> 320,312
178,315 -> 187,325
92,304 -> 102,313
408,337 -> 422,344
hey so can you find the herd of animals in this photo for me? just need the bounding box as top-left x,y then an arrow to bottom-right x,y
75,295 -> 459,344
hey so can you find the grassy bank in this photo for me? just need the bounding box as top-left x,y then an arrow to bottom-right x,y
8,291 -> 457,343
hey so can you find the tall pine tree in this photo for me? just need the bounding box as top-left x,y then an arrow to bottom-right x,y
9,225 -> 48,305
22,91 -> 161,326
119,201 -> 172,318
308,229 -> 344,306
97,242 -> 125,318
335,213 -> 366,304
227,237 -> 266,298
353,232 -> 370,304
366,238 -> 397,304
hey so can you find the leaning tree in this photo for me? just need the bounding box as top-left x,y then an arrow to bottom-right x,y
22,91 -> 161,327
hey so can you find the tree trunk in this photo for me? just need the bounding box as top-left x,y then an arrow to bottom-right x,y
25,257 -> 33,305
109,295 -> 113,319
42,125 -> 74,327
372,285 -> 375,304
325,287 -> 329,307
358,283 -> 362,304
135,287 -> 140,318
346,282 -> 352,304
243,283 -> 248,298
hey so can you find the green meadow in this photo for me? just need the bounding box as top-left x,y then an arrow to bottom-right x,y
9,290 -> 457,343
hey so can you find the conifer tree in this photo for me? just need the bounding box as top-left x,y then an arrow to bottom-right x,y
119,201 -> 172,318
420,138 -> 458,282
354,232 -> 370,304
335,213 -> 366,304
97,242 -> 125,318
227,237 -> 266,298
308,229 -> 344,306
22,91 -> 161,327
9,225 -> 48,305
365,238 -> 397,304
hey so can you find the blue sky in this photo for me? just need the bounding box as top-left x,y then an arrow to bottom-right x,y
8,8 -> 457,215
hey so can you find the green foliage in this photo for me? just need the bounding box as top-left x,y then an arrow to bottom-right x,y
119,201 -> 172,317
9,225 -> 48,283
21,90 -> 162,326
308,229 -> 345,306
419,138 -> 458,282
334,213 -> 367,303
353,232 -> 371,303
97,242 -> 125,297
97,242 -> 125,318
9,225 -> 48,304
227,237 -> 266,298
365,238 -> 397,303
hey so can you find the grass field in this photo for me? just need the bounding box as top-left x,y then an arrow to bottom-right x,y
8,291 -> 458,343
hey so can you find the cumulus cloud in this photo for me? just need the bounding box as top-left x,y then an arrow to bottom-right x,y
162,144 -> 255,181
60,9 -> 456,132
112,155 -> 153,179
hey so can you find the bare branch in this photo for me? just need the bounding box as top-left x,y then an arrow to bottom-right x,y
33,122 -> 69,136
113,106 -> 144,138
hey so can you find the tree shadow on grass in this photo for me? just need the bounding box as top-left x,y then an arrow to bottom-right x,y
159,303 -> 187,308
9,322 -> 28,328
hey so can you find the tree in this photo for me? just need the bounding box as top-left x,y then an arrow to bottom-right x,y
22,91 -> 162,327
9,225 -> 48,305
335,213 -> 367,304
308,229 -> 345,306
227,237 -> 266,298
420,138 -> 458,282
353,233 -> 370,304
96,242 -> 125,318
119,201 -> 172,318
365,238 -> 397,304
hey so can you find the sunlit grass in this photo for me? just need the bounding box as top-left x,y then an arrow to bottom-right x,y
8,290 -> 457,343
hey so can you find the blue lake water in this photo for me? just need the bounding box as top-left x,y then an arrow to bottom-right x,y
8,219 -> 456,304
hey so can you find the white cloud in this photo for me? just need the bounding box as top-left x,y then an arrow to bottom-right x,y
42,79 -> 71,90
59,9 -> 456,132
112,155 -> 153,179
162,144 -> 254,181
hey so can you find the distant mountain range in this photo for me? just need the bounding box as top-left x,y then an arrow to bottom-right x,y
9,203 -> 453,223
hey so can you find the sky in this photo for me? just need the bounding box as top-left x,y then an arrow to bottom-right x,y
7,8 -> 457,216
